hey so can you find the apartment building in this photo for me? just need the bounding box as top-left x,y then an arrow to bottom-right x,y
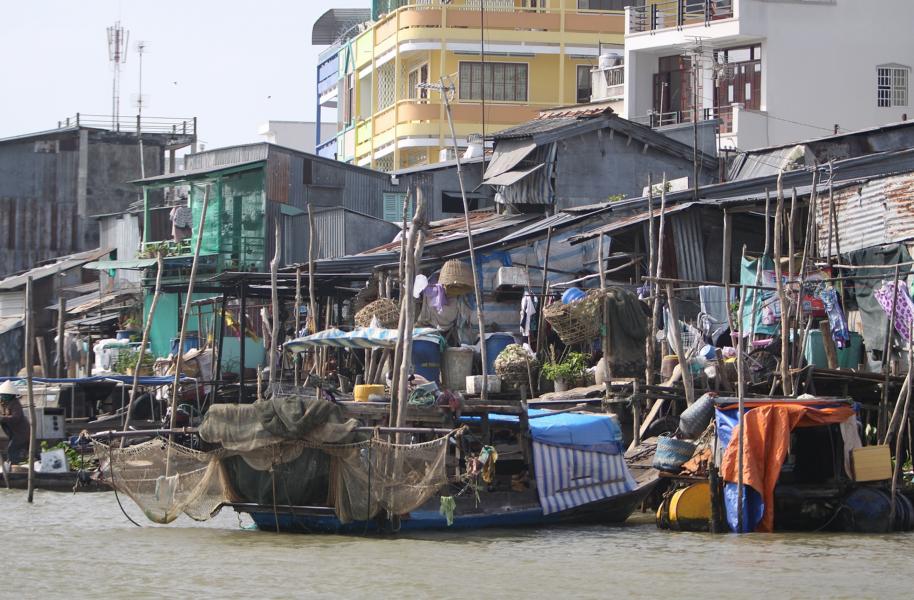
312,1 -> 627,171
622,0 -> 914,151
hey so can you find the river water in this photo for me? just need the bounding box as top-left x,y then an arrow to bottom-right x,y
2,490 -> 911,599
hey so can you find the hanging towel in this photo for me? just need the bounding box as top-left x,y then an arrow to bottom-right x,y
818,286 -> 850,348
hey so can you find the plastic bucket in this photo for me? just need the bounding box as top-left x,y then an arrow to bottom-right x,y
412,339 -> 442,383
652,436 -> 696,472
443,347 -> 474,391
483,333 -> 515,375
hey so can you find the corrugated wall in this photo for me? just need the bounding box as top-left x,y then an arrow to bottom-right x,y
819,173 -> 914,255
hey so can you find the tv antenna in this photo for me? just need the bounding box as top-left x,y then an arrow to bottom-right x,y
107,21 -> 129,130
136,40 -> 149,178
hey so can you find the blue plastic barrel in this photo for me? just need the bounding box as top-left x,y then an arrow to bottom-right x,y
484,333 -> 515,375
412,339 -> 442,383
170,333 -> 200,356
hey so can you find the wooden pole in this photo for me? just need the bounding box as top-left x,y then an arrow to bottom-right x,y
889,322 -> 913,527
393,188 -> 427,428
735,277 -> 748,532
721,209 -> 732,286
645,175 -> 656,387
25,277 -> 37,503
122,253 -> 164,444
535,226 -> 553,355
826,160 -> 836,266
819,320 -> 839,370
649,175 -> 668,379
166,186 -> 209,476
56,297 -> 65,378
599,234 -> 613,398
268,221 -> 281,386
665,283 -> 695,405
774,172 -> 793,395
879,265 -> 902,440
439,77 -> 489,399
294,266 -> 302,387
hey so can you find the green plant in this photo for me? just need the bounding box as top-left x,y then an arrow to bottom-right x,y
541,350 -> 590,382
607,193 -> 626,203
113,347 -> 155,375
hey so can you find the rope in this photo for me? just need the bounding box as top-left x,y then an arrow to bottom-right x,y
107,450 -> 142,528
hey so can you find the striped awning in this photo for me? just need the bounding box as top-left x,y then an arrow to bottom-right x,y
533,442 -> 636,515
284,327 -> 445,352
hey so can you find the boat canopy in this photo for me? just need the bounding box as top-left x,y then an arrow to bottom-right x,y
284,327 -> 445,352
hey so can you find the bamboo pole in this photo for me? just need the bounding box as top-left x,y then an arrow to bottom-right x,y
56,297 -> 65,378
25,277 -> 37,503
268,221 -> 281,387
889,322 -> 913,527
121,253 -> 164,444
665,283 -> 695,405
306,202 -> 318,377
826,160 -> 836,265
774,172 -> 793,395
166,186 -> 209,476
722,209 -> 732,286
645,176 -> 656,387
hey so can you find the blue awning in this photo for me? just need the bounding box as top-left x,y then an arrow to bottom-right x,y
284,327 -> 445,352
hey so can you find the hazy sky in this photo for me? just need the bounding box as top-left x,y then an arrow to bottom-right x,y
0,0 -> 366,148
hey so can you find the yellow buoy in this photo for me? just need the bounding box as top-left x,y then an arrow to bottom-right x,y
669,482 -> 711,532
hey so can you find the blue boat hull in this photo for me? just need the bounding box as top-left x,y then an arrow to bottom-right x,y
237,480 -> 658,535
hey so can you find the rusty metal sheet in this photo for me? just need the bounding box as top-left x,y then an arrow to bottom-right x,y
819,172 -> 914,255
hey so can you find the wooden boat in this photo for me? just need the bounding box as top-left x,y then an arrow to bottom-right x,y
0,467 -> 105,493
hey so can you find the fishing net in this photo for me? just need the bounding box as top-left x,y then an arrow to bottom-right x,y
95,439 -> 228,524
98,393 -> 451,525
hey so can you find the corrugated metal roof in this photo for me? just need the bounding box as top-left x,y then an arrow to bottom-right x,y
568,203 -> 695,244
133,159 -> 265,184
493,118 -> 582,140
0,248 -> 111,291
819,172 -> 914,255
0,317 -> 23,335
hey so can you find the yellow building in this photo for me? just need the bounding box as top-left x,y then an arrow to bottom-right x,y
313,1 -> 626,171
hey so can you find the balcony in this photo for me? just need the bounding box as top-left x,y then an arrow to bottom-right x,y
629,0 -> 734,33
369,1 -> 625,59
316,137 -> 338,160
632,104 -> 734,133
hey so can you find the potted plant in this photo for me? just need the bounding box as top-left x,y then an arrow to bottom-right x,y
541,350 -> 590,393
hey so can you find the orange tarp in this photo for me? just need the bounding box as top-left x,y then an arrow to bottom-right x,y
720,403 -> 855,532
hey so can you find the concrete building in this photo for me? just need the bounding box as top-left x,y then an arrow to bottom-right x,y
257,120 -> 337,154
312,2 -> 627,171
622,0 -> 914,151
392,155 -> 495,223
0,117 -> 195,279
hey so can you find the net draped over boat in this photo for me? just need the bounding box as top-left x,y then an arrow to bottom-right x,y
97,393 -> 450,525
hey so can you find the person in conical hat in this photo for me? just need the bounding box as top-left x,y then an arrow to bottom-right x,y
0,380 -> 29,465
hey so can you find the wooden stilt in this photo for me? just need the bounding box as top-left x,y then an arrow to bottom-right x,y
56,297 -> 66,378
665,283 -> 695,405
25,277 -> 37,503
774,172 -> 793,395
268,221 -> 281,387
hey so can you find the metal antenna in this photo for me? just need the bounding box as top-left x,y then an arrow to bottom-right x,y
136,40 -> 148,178
107,21 -> 129,130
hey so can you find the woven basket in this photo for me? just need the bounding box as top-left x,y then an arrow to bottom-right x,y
542,289 -> 606,345
439,259 -> 474,297
494,344 -> 540,387
354,298 -> 400,329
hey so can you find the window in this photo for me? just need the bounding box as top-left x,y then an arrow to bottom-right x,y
459,62 -> 528,102
407,63 -> 429,101
441,192 -> 481,214
577,0 -> 628,10
383,192 -> 413,222
576,65 -> 592,103
878,66 -> 909,107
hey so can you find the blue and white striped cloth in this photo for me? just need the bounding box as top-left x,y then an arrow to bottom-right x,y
284,326 -> 444,353
533,441 -> 636,516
